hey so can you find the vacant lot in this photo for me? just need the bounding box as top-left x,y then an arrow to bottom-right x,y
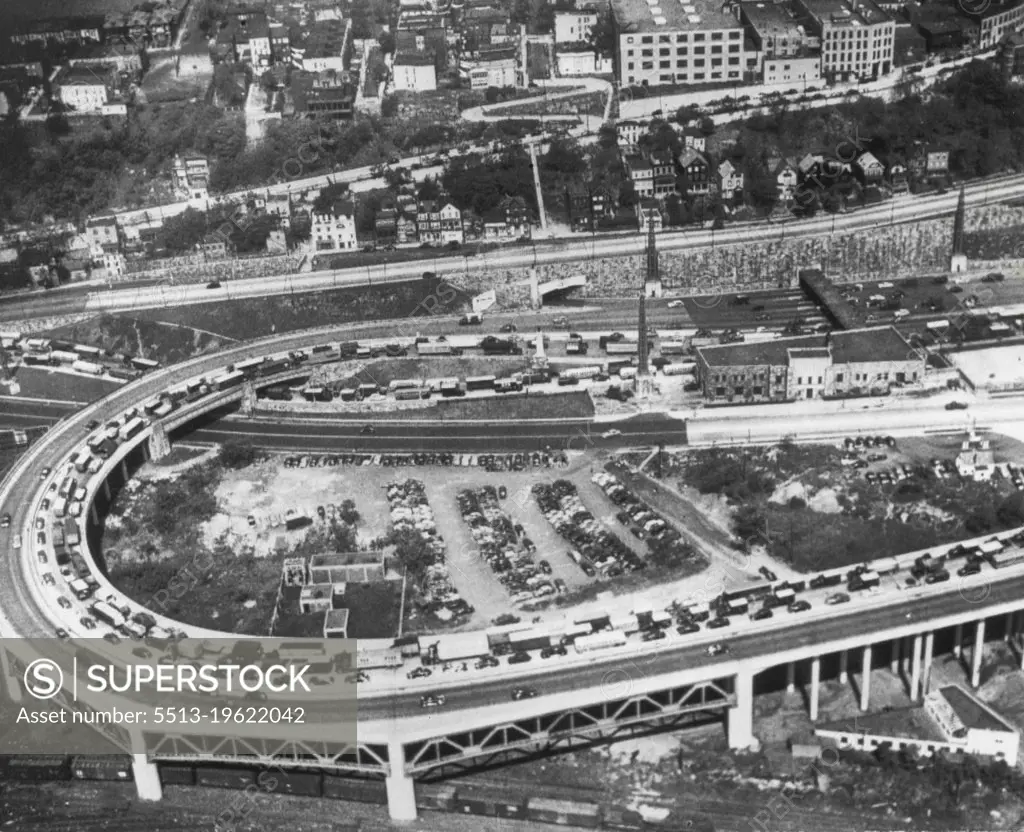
11,365 -> 123,403
673,435 -> 1024,573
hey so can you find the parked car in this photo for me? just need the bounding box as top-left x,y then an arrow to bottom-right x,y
706,643 -> 729,656
708,616 -> 730,629
36,550 -> 47,565
420,694 -> 446,708
750,608 -> 773,621
677,621 -> 700,635
57,596 -> 72,610
475,656 -> 500,669
642,629 -> 667,642
0,513 -> 9,528
511,687 -> 538,701
758,566 -> 777,582
55,628 -> 70,641
945,401 -> 968,410
788,600 -> 812,613
925,570 -> 951,584
825,592 -> 850,605
407,666 -> 432,680
508,651 -> 532,665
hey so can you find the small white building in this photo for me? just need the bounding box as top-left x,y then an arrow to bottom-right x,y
554,10 -> 597,43
393,53 -> 437,91
53,64 -> 113,112
172,155 -> 211,203
311,200 -> 358,252
555,48 -> 611,76
956,431 -> 995,481
717,159 -> 744,200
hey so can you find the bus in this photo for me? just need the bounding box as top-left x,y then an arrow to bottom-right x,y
58,476 -> 76,500
90,601 -> 126,629
574,631 -> 627,654
119,417 -> 145,442
53,497 -> 68,519
213,370 -> 245,391
466,375 -> 496,392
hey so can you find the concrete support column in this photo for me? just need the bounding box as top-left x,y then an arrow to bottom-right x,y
102,478 -> 110,501
953,623 -> 963,658
890,637 -> 901,674
838,649 -> 848,685
119,459 -> 128,483
90,502 -> 100,526
860,645 -> 872,711
786,662 -> 795,694
922,632 -> 934,696
809,656 -> 821,722
386,740 -> 417,822
728,671 -> 755,750
910,634 -> 923,701
1005,612 -> 1014,643
971,619 -> 986,689
0,647 -> 22,703
131,754 -> 162,802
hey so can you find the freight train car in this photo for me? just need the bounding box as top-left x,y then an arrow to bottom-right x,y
195,766 -> 257,790
5,755 -> 72,781
70,755 -> 131,781
322,775 -> 388,803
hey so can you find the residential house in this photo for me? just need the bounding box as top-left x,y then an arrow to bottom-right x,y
678,147 -> 710,195
773,157 -> 799,202
200,233 -> 232,258
637,199 -> 663,233
554,10 -> 597,43
291,19 -> 351,72
265,192 -> 292,228
650,151 -> 677,197
85,216 -> 120,261
375,197 -> 399,245
681,127 -> 707,153
717,159 -> 744,200
624,154 -> 655,198
311,200 -> 358,252
466,46 -> 516,89
416,200 -> 465,245
484,195 -> 532,239
171,154 -> 211,202
616,120 -> 644,150
854,151 -> 884,183
396,211 -> 418,244
888,160 -> 909,194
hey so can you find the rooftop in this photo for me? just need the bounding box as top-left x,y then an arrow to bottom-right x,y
939,685 -> 1016,733
817,706 -> 948,743
611,0 -> 742,34
395,51 -> 436,65
740,0 -> 809,41
800,0 -> 890,27
54,64 -> 113,86
697,326 -> 917,367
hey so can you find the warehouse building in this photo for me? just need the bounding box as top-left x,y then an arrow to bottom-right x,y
612,0 -> 747,87
694,326 -> 925,404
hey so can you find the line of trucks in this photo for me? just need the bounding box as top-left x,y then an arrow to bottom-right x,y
0,756 -> 713,831
0,334 -> 161,380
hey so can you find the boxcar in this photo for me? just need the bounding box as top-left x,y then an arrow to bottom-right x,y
158,764 -> 196,786
262,770 -> 322,797
6,755 -> 71,781
322,775 -> 388,804
454,785 -> 528,819
70,755 -> 131,781
526,796 -> 601,827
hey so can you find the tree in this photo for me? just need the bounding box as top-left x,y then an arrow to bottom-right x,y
675,105 -> 701,126
162,207 -> 207,252
219,440 -> 259,469
378,30 -> 396,54
417,176 -> 441,201
312,182 -> 350,214
587,10 -> 616,55
618,181 -> 637,208
542,138 -> 586,175
597,123 -> 618,150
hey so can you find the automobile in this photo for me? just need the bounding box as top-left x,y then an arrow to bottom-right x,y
885,436 -> 896,447
853,460 -> 868,470
706,643 -> 729,657
345,671 -> 370,684
57,596 -> 72,610
677,621 -> 700,635
206,280 -> 222,289
750,607 -> 773,621
553,578 -> 567,595
754,312 -> 771,321
508,651 -> 532,665
34,516 -> 45,531
361,424 -> 376,434
788,600 -> 812,613
244,691 -> 268,702
40,466 -> 52,480
539,560 -> 552,575
247,515 -> 256,526
540,644 -> 568,659
925,570 -> 951,584
407,666 -> 432,679
37,550 -> 47,565
552,316 -> 570,327
85,419 -> 100,432
12,534 -> 21,550
601,429 -> 623,439
55,628 -> 70,641
945,401 -> 969,410
865,472 -> 877,483
0,513 -> 9,528
36,531 -> 45,545
475,656 -> 500,669
420,694 -> 446,708
957,563 -> 982,577
642,629 -> 667,642
500,323 -> 518,332
581,562 -> 596,578
40,499 -> 50,511
42,572 -> 55,586
511,687 -> 538,701
667,300 -> 685,308
103,632 -> 121,645
825,592 -> 850,605
758,566 -> 777,581
707,616 -> 730,629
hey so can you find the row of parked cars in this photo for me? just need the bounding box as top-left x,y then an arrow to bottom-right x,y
479,452 -> 568,472
456,487 -> 561,604
594,472 -> 694,565
386,479 -> 472,622
532,480 -> 644,578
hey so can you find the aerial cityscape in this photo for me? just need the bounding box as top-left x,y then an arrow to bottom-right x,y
3,0 -> 1024,829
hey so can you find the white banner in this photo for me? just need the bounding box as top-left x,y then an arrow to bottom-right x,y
472,289 -> 497,312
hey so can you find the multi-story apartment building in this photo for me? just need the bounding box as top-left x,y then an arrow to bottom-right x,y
85,216 -> 120,260
612,0 -> 748,86
794,0 -> 894,81
555,10 -> 598,42
966,0 -> 1024,49
738,0 -> 823,85
678,147 -> 711,193
311,200 -> 357,252
416,201 -> 465,245
292,19 -> 351,72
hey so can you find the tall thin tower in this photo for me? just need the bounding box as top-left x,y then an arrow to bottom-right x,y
950,186 -> 967,274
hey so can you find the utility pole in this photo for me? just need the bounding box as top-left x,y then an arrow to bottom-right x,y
527,143 -> 548,233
